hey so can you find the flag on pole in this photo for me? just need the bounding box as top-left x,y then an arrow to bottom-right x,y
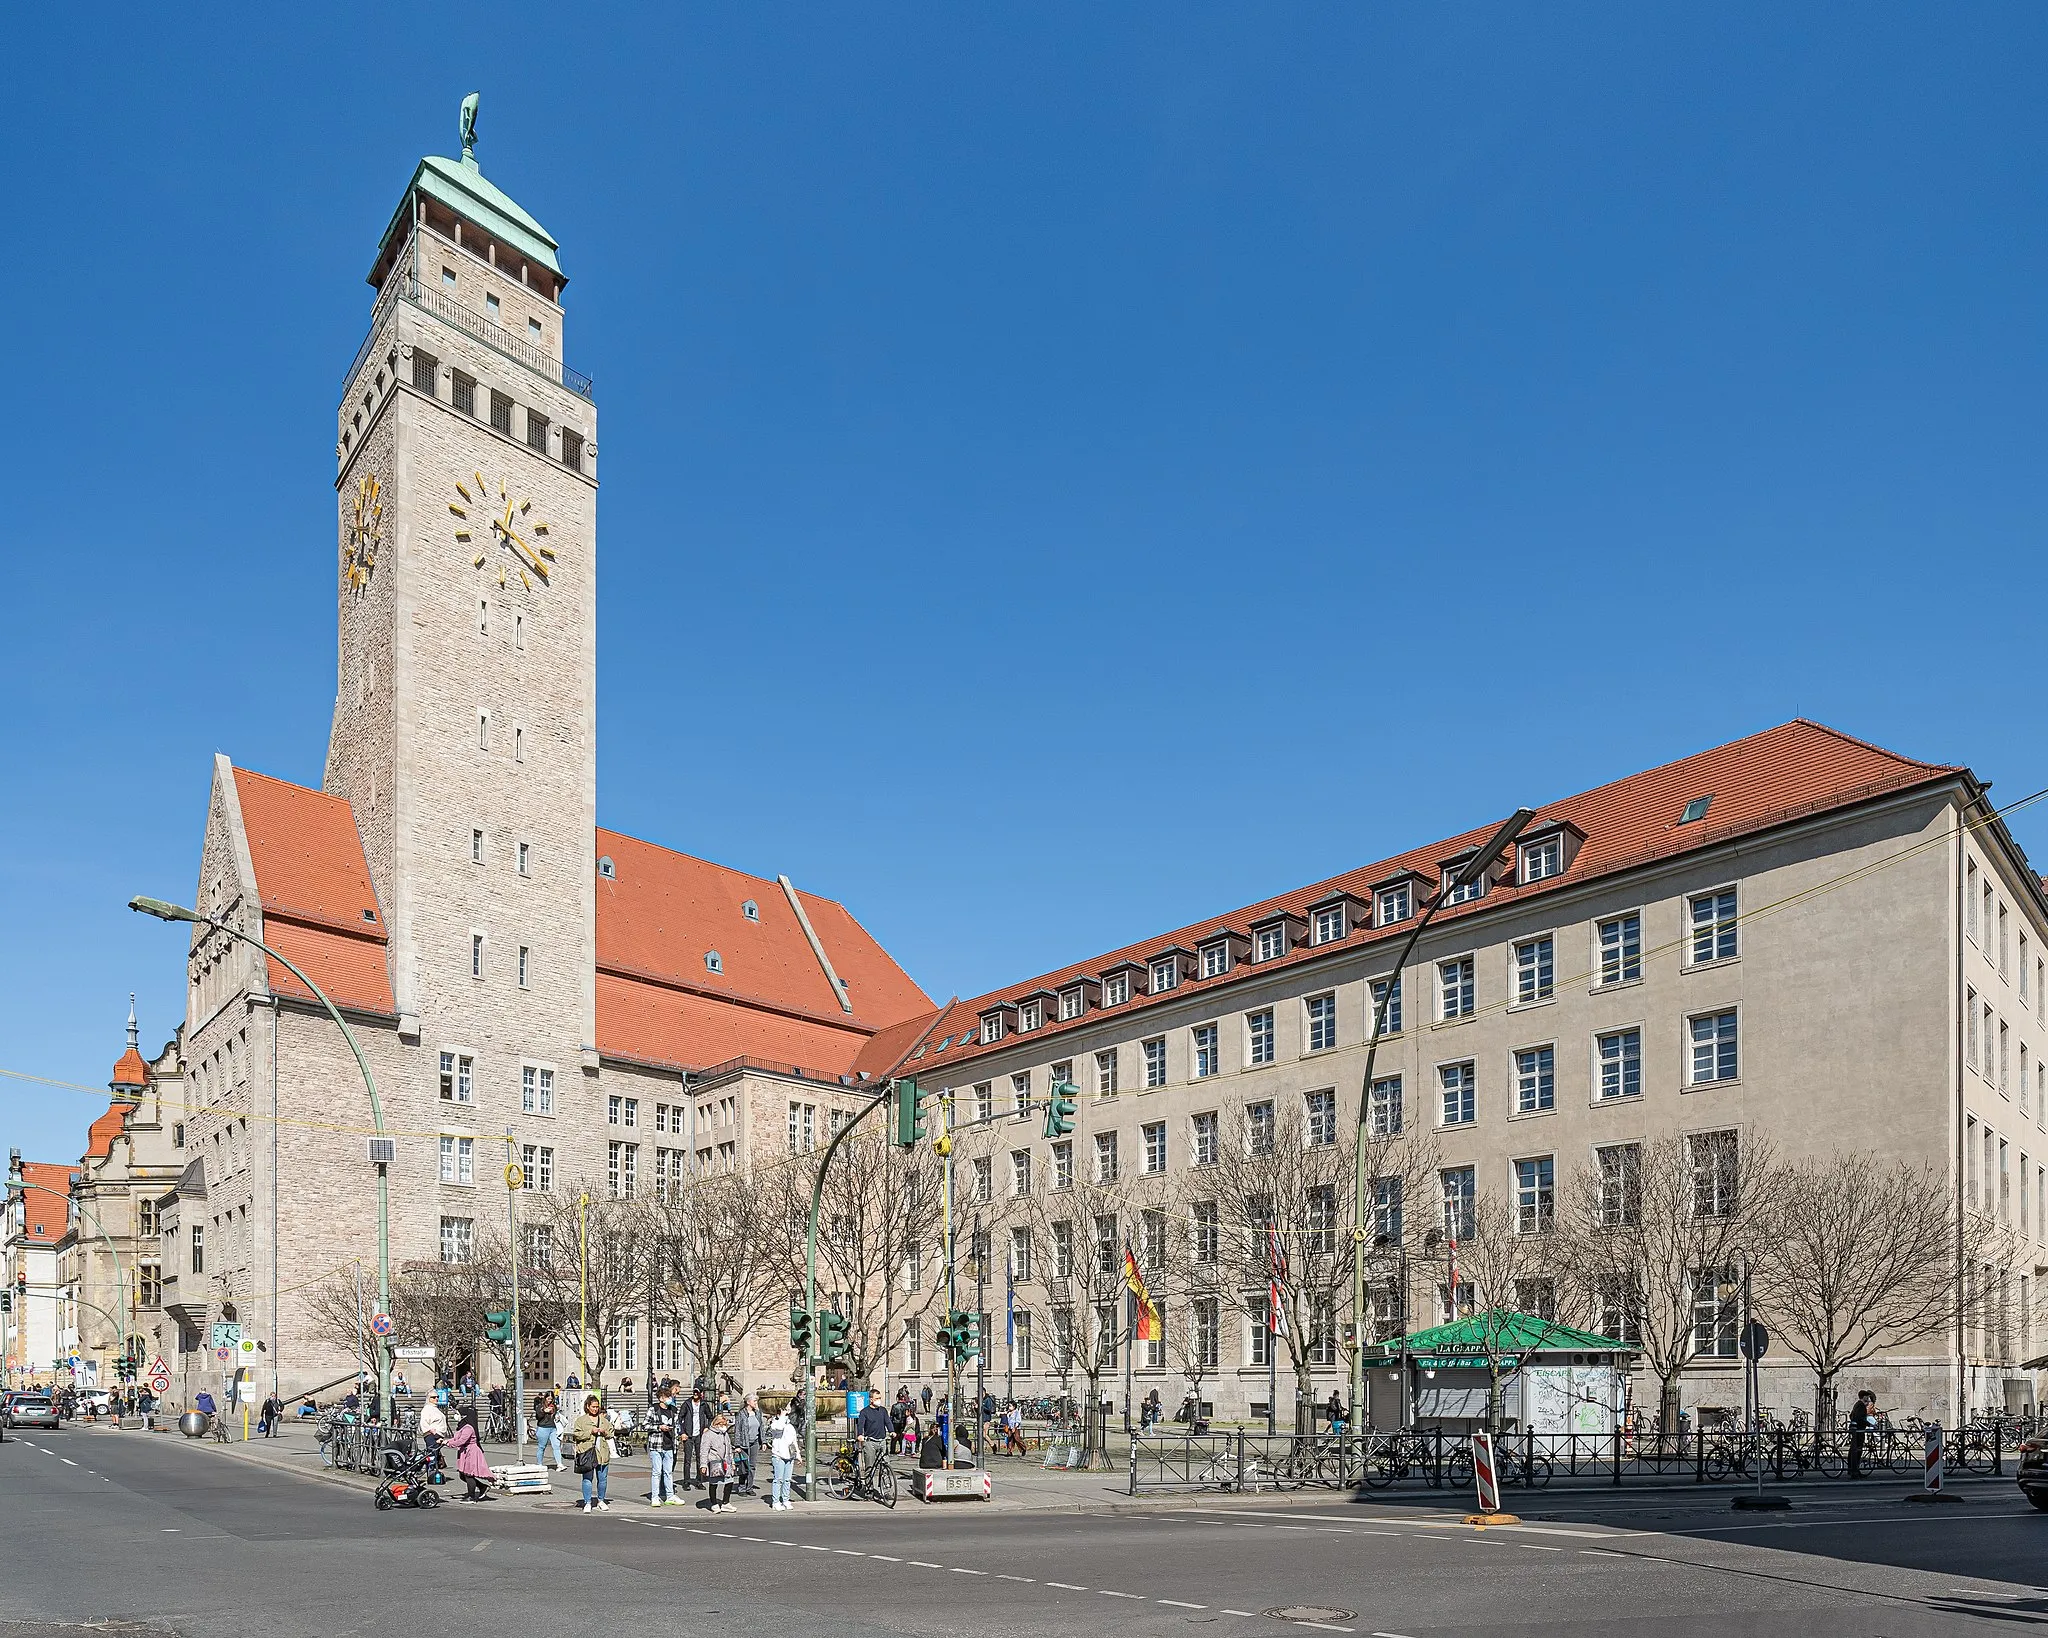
1267,1225 -> 1290,1338
1121,1245 -> 1161,1342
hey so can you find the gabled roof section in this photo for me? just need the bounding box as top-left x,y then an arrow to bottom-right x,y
13,1161 -> 74,1242
84,1102 -> 129,1162
230,767 -> 394,1015
914,720 -> 1959,1075
595,829 -> 934,1075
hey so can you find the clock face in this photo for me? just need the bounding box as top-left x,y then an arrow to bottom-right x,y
343,473 -> 384,595
448,471 -> 554,590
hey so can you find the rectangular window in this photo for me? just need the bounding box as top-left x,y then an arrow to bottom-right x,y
562,427 -> 584,472
1597,1143 -> 1640,1227
1306,1187 -> 1338,1256
489,389 -> 513,433
1596,1029 -> 1642,1100
1440,1166 -> 1476,1239
1377,883 -> 1411,926
439,1216 -> 473,1265
520,1065 -> 555,1115
1968,858 -> 1979,940
411,348 -> 438,393
471,932 -> 485,978
1441,860 -> 1486,905
1520,834 -> 1563,884
439,1050 -> 473,1103
485,292 -> 502,320
1094,1215 -> 1119,1277
452,370 -> 476,416
1305,1088 -> 1336,1146
622,1098 -> 638,1128
1193,1297 -> 1220,1372
1369,1075 -> 1403,1135
513,726 -> 524,763
1012,1072 -> 1031,1118
974,1082 -> 994,1124
478,710 -> 490,749
1192,1110 -> 1219,1167
1692,1267 -> 1737,1357
1193,1024 -> 1219,1078
1306,993 -> 1337,1052
1372,1175 -> 1403,1241
518,945 -> 530,987
1312,905 -> 1345,945
1059,987 -> 1084,1021
1439,1061 -> 1476,1126
517,841 -> 530,875
1598,913 -> 1642,986
520,1143 -> 555,1192
982,1014 -> 1004,1045
787,1102 -> 816,1153
1514,1045 -> 1556,1113
1514,937 -> 1555,1004
1011,1150 -> 1032,1197
972,1156 -> 993,1204
1247,1009 -> 1275,1065
1103,974 -> 1129,1007
1968,986 -> 1980,1066
1515,1155 -> 1555,1233
2023,934 -> 2031,1002
528,316 -> 544,343
1095,1131 -> 1120,1182
1689,889 -> 1739,963
2002,1020 -> 2012,1094
191,1224 -> 204,1274
1250,1295 -> 1271,1368
1095,1049 -> 1119,1096
1143,1121 -> 1167,1174
1143,1037 -> 1167,1088
139,1263 -> 162,1307
1018,1001 -> 1041,1031
1689,1011 -> 1739,1084
1439,957 -> 1475,1020
1053,1140 -> 1073,1191
1150,956 -> 1179,994
472,827 -> 485,863
1690,1130 -> 1740,1218
1201,941 -> 1230,978
1192,1200 -> 1219,1264
1371,976 -> 1403,1035
1247,1100 -> 1276,1156
1051,1220 -> 1075,1280
1255,924 -> 1285,962
441,265 -> 457,288
1008,1224 -> 1033,1282
2000,904 -> 2010,977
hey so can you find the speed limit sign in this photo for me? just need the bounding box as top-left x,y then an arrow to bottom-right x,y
504,1162 -> 525,1191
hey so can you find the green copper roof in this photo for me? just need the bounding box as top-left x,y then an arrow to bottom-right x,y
373,150 -> 564,285
1358,1309 -> 1633,1367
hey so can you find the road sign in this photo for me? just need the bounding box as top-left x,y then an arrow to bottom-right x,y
210,1322 -> 241,1351
369,1311 -> 394,1337
393,1345 -> 436,1361
146,1354 -> 170,1383
238,1337 -> 261,1356
1739,1321 -> 1769,1361
214,1347 -> 231,1362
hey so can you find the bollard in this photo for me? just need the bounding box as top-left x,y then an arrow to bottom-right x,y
1904,1421 -> 1961,1504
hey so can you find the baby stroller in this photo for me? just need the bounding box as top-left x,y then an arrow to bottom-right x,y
375,1441 -> 446,1510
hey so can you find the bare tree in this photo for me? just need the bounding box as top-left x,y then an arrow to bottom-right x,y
1556,1131 -> 1771,1431
1752,1154 -> 2007,1427
519,1184 -> 652,1396
1448,1192 -> 1580,1435
645,1162 -> 789,1391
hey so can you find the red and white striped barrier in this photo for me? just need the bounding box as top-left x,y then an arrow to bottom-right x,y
1471,1431 -> 1501,1515
1922,1423 -> 1944,1494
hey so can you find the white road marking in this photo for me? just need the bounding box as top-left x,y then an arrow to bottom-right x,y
800,1544 -> 831,1552
1373,1630 -> 1421,1637
1582,1549 -> 1626,1558
951,1567 -> 988,1575
1102,1590 -> 1144,1599
61,1458 -> 77,1466
833,1549 -> 865,1557
1294,1623 -> 1354,1633
1158,1599 -> 1208,1609
1046,1581 -> 1088,1591
1520,1544 -> 1561,1552
996,1574 -> 1035,1582
869,1554 -> 901,1562
470,1540 -> 491,1552
1221,1609 -> 1258,1618
909,1560 -> 941,1569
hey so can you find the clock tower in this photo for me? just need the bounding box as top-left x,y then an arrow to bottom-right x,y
325,97 -> 598,1139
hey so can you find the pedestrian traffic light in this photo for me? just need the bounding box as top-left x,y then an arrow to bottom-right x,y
484,1307 -> 513,1343
1043,1079 -> 1079,1139
817,1309 -> 850,1364
894,1077 -> 933,1147
789,1307 -> 815,1355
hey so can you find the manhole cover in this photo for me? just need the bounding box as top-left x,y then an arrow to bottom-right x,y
1265,1608 -> 1355,1625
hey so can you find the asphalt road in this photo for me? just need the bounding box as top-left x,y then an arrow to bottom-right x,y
6,1427 -> 2048,1637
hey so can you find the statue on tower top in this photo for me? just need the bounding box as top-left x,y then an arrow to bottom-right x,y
459,93 -> 480,166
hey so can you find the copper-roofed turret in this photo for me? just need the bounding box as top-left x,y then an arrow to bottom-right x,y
109,994 -> 149,1095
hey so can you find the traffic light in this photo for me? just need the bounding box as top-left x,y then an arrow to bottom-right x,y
0,1290 -> 10,1313
958,1311 -> 981,1362
817,1309 -> 850,1364
484,1307 -> 513,1343
789,1307 -> 815,1355
1043,1078 -> 1078,1139
894,1077 -> 933,1147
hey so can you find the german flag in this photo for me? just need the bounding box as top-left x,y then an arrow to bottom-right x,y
1122,1245 -> 1162,1342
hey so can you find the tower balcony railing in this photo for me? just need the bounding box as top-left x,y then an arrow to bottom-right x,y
343,265 -> 594,408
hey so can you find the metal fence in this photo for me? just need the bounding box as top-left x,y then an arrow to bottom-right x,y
318,1412 -> 419,1476
1129,1419 -> 2040,1496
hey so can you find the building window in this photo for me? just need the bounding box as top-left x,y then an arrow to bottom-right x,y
521,1064 -> 554,1116
478,711 -> 490,749
1377,883 -> 1411,926
518,945 -> 531,987
1143,1121 -> 1168,1174
1009,1225 -> 1033,1282
1515,1156 -> 1555,1233
974,1082 -> 995,1124
1192,1200 -> 1220,1264
1596,1029 -> 1641,1101
1595,1142 -> 1641,1228
1690,1131 -> 1740,1218
1514,1045 -> 1556,1114
562,428 -> 584,472
411,348 -> 439,393
1103,973 -> 1130,1007
1018,1001 -> 1041,1032
1689,1011 -> 1739,1084
520,1143 -> 555,1192
1011,1150 -> 1032,1197
1371,976 -> 1403,1035
470,932 -> 485,978
1306,993 -> 1337,1052
1598,913 -> 1642,986
1968,986 -> 1979,1067
528,316 -> 544,343
981,1013 -> 1004,1045
1439,957 -> 1475,1020
1095,1131 -> 1120,1183
1248,1009 -> 1276,1066
439,1051 -> 474,1103
1369,1075 -> 1403,1136
1012,1072 -> 1031,1118
191,1224 -> 204,1274
1441,1166 -> 1476,1238
439,1217 -> 474,1265
1254,924 -> 1285,962
1095,1050 -> 1119,1097
1692,1267 -> 1737,1357
1305,1089 -> 1337,1147
1679,794 -> 1714,825
1312,905 -> 1346,945
1373,1176 -> 1404,1241
1053,1141 -> 1074,1192
485,292 -> 502,321
1246,1100 -> 1276,1157
439,1135 -> 474,1185
1150,957 -> 1179,994
517,841 -> 530,875
452,370 -> 476,416
139,1263 -> 162,1307
972,1156 -> 993,1204
787,1102 -> 816,1153
1143,1037 -> 1168,1088
1193,1297 -> 1220,1372
1689,889 -> 1739,964
489,389 -> 513,433
1520,834 -> 1563,884
138,1199 -> 159,1238
1192,1111 -> 1219,1166
1193,1024 -> 1219,1079
1250,1295 -> 1272,1368
1201,941 -> 1230,978
513,726 -> 524,763
1512,937 -> 1554,1005
1439,1061 -> 1476,1126
1059,987 -> 1084,1021
1441,860 -> 1486,905
471,827 -> 486,864
607,1141 -> 639,1198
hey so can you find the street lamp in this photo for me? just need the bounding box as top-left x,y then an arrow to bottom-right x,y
128,894 -> 394,1408
1348,809 -> 1535,1443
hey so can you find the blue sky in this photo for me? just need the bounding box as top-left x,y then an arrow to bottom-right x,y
4,3 -> 2043,1165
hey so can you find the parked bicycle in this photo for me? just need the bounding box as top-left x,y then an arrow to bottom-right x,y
819,1439 -> 899,1507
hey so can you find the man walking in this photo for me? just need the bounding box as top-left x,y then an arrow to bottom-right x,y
1847,1390 -> 1875,1479
646,1384 -> 679,1506
680,1386 -> 708,1489
735,1395 -> 763,1495
261,1389 -> 284,1437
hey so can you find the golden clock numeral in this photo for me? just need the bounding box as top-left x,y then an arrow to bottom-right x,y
473,553 -> 486,568
455,529 -> 471,543
533,522 -> 550,536
536,545 -> 556,561
449,504 -> 467,518
456,482 -> 471,502
520,569 -> 532,590
519,499 -> 531,514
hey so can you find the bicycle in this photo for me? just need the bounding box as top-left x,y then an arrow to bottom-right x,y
819,1440 -> 899,1508
1446,1441 -> 1552,1492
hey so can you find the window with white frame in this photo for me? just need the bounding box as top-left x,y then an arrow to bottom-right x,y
1060,987 -> 1084,1021
1689,889 -> 1739,963
1012,1072 -> 1031,1118
1193,1024 -> 1219,1079
1439,1062 -> 1476,1126
1305,1089 -> 1336,1147
1248,1009 -> 1275,1065
439,1216 -> 473,1265
982,1013 -> 1004,1045
787,1101 -> 816,1153
1018,1000 -> 1041,1032
1689,1011 -> 1739,1084
1598,913 -> 1642,986
1968,986 -> 1980,1066
1192,1110 -> 1219,1166
972,1155 -> 993,1204
1520,834 -> 1563,884
1103,973 -> 1130,1007
439,1134 -> 475,1185
1254,924 -> 1285,962
1010,1226 -> 1033,1281
439,1051 -> 474,1104
975,1082 -> 995,1123
1051,1059 -> 1073,1095
1692,1267 -> 1738,1357
1515,1155 -> 1555,1233
1095,1049 -> 1120,1096
1011,1150 -> 1032,1196
1095,1131 -> 1119,1183
1143,1121 -> 1167,1174
1306,993 -> 1337,1052
1371,976 -> 1403,1035
1193,1296 -> 1220,1371
1053,1140 -> 1073,1191
1514,1045 -> 1555,1113
471,827 -> 485,864
517,840 -> 530,876
1192,1199 -> 1220,1263
1143,1037 -> 1168,1088
1052,1220 -> 1075,1279
1597,1142 -> 1640,1227
1306,1186 -> 1338,1255
1094,1214 -> 1119,1276
1441,1166 -> 1476,1238
1373,1175 -> 1404,1241
1369,1075 -> 1403,1135
1513,937 -> 1554,1004
1150,956 -> 1179,994
518,945 -> 531,987
520,1064 -> 555,1115
1201,941 -> 1230,978
1441,859 -> 1486,904
1312,905 -> 1345,945
1689,1131 -> 1740,1218
470,931 -> 485,978
607,1140 -> 638,1198
1596,1029 -> 1642,1100
1377,883 -> 1411,926
1439,957 -> 1475,1019
1246,1100 -> 1276,1156
1967,858 -> 1980,940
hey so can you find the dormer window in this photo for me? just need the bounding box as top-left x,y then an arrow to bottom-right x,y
1441,857 -> 1486,905
1200,940 -> 1231,979
1519,833 -> 1563,885
1376,883 -> 1412,926
1254,924 -> 1286,962
705,950 -> 723,973
1311,905 -> 1346,946
1679,795 -> 1714,825
982,1013 -> 1005,1045
741,899 -> 759,921
1059,986 -> 1085,1021
1149,957 -> 1179,995
1103,973 -> 1130,1007
1018,1001 -> 1042,1032
598,856 -> 616,880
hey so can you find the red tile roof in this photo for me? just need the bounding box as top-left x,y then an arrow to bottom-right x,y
13,1161 -> 74,1242
232,768 -> 395,1015
110,1046 -> 149,1090
84,1101 -> 130,1161
885,720 -> 1961,1079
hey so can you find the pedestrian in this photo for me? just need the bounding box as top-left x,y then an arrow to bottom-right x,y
534,1387 -> 563,1470
446,1407 -> 498,1502
769,1407 -> 799,1509
702,1412 -> 737,1513
646,1383 -> 679,1506
902,1408 -> 920,1457
736,1394 -> 764,1495
921,1384 -> 932,1414
261,1390 -> 284,1438
137,1386 -> 156,1432
1848,1390 -> 1875,1479
1325,1389 -> 1342,1430
856,1391 -> 892,1473
571,1394 -> 613,1512
418,1394 -> 448,1469
680,1386 -> 707,1489
1003,1405 -> 1026,1457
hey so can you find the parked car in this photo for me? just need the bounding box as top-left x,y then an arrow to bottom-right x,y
76,1390 -> 116,1416
2017,1436 -> 2048,1510
5,1394 -> 60,1430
